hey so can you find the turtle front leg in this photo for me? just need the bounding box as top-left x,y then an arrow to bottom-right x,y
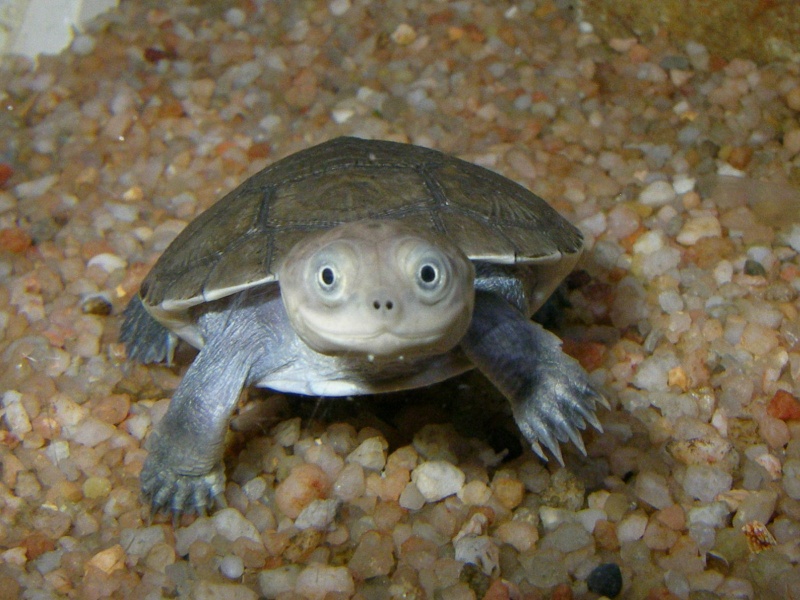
461,290 -> 605,464
140,333 -> 256,515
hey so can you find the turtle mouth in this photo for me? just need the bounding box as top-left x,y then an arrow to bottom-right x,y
306,327 -> 452,359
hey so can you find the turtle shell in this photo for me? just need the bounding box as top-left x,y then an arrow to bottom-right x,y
139,137 -> 583,325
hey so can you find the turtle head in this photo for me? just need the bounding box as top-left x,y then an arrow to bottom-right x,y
279,220 -> 475,360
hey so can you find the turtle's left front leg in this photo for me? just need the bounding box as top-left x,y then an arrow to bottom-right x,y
140,329 -> 257,515
460,290 -> 605,463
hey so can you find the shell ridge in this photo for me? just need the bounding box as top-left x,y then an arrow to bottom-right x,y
418,166 -> 451,235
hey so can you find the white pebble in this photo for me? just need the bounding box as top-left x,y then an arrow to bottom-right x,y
672,174 -> 696,194
453,535 -> 500,576
44,440 -> 70,464
259,565 -> 301,597
105,202 -> 139,222
639,180 -> 676,205
120,526 -> 166,558
333,462 -> 365,501
677,214 -> 722,245
328,0 -> 351,16
259,114 -> 282,131
346,437 -> 387,471
224,8 -> 246,27
632,352 -> 680,392
783,459 -> 800,500
71,34 -> 96,55
271,418 -> 301,446
576,508 -> 606,533
391,23 -> 416,46
634,471 -> 673,509
219,554 -> 244,579
242,477 -> 268,502
639,247 -> 681,279
683,465 -> 733,502
688,502 -> 730,528
295,564 -> 354,600
294,498 -> 339,530
632,231 -> 664,254
658,290 -> 684,314
175,518 -> 215,556
70,418 -> 115,447
616,512 -> 648,543
411,461 -> 465,502
15,174 -> 59,199
398,482 -> 426,510
713,260 -> 733,285
212,508 -> 261,544
732,489 -> 778,526
787,225 -> 800,253
2,391 -> 32,436
331,108 -> 354,124
87,253 -> 127,272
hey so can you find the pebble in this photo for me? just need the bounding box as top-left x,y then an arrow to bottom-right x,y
14,174 -> 58,199
295,564 -> 354,600
639,180 -> 677,205
683,465 -> 733,502
634,471 -> 673,509
586,563 -> 623,598
391,24 -> 417,46
541,522 -> 593,553
294,498 -> 339,530
453,535 -> 500,576
616,512 -> 648,543
348,530 -> 395,579
259,565 -> 301,597
783,459 -> 800,500
2,391 -> 32,436
328,0 -> 351,16
275,464 -> 329,519
784,129 -> 800,156
193,581 -> 257,600
219,554 -> 245,579
86,253 -> 127,272
676,213 -> 722,245
346,437 -> 387,471
210,511 -> 260,548
69,418 -> 115,447
120,526 -> 165,558
411,461 -> 465,502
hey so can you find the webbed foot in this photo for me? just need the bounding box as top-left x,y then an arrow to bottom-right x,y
510,350 -> 605,463
462,290 -> 606,464
141,454 -> 225,515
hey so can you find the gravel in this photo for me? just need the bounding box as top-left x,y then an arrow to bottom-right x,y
1,0 -> 800,598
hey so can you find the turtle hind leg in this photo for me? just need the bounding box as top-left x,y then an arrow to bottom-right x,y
461,290 -> 605,464
120,294 -> 177,365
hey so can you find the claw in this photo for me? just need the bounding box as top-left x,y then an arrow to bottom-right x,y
583,405 -> 603,432
529,439 -> 547,461
536,424 -> 564,465
546,438 -> 564,466
567,426 -> 587,455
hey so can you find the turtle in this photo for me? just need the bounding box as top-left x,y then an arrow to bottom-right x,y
121,136 -> 605,514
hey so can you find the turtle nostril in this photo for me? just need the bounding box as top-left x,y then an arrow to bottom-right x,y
372,299 -> 394,310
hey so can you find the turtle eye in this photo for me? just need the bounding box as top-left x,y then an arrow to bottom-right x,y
417,263 -> 440,290
318,265 -> 337,290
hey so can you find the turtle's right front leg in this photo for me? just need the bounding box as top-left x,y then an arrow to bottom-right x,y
140,333 -> 255,515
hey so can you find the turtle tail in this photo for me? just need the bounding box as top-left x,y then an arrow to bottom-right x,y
120,294 -> 177,365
